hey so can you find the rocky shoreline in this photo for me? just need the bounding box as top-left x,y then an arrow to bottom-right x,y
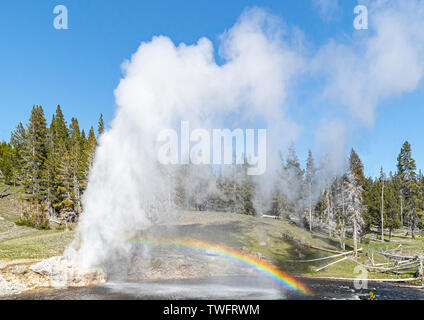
0,254 -> 241,297
0,257 -> 106,297
0,243 -> 258,297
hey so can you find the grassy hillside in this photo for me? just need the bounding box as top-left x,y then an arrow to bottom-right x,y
0,182 -> 74,262
1,181 -> 423,280
176,211 -> 424,279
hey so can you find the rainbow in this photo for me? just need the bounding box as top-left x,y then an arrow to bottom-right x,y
128,238 -> 311,295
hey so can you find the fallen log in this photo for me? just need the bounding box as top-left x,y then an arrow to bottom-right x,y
0,189 -> 12,199
373,262 -> 392,267
391,268 -> 420,273
306,276 -> 420,282
393,284 -> 424,289
381,261 -> 420,273
0,187 -> 9,194
288,248 -> 362,263
378,251 -> 415,260
0,186 -> 16,199
48,218 -> 62,225
261,214 -> 279,220
371,259 -> 415,268
315,257 -> 348,272
306,244 -> 345,254
294,241 -> 345,254
357,258 -> 419,273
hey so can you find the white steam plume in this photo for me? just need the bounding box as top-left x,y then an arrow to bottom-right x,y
313,0 -> 424,125
66,1 -> 424,269
66,8 -> 303,269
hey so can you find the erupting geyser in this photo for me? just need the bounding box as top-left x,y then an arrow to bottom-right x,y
62,1 -> 424,278
64,8 -> 303,270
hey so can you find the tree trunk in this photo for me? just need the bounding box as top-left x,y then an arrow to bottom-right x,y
381,178 -> 384,242
411,209 -> 416,240
353,219 -> 358,257
340,223 -> 346,251
341,189 -> 346,251
309,183 -> 312,232
326,191 -> 332,238
400,196 -> 403,226
309,206 -> 312,232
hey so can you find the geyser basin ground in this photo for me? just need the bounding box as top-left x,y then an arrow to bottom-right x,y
2,209 -> 424,299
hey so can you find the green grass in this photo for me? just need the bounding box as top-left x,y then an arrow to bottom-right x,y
0,181 -> 75,261
222,214 -> 424,279
0,179 -> 422,281
0,231 -> 75,260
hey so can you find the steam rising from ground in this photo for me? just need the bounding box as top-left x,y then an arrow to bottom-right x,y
66,8 -> 303,269
66,2 -> 424,269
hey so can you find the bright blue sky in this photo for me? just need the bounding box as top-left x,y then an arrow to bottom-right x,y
0,0 -> 423,178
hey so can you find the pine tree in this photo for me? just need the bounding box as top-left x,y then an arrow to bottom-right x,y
69,117 -> 84,213
397,141 -> 419,239
271,152 -> 289,218
236,160 -> 256,215
333,176 -> 347,250
54,143 -> 75,217
0,142 -> 14,184
384,176 -> 402,239
3,105 -> 102,226
349,148 -> 366,186
53,105 -> 69,144
366,171 -> 401,240
10,122 -> 27,185
349,148 -> 371,233
45,106 -> 69,214
392,173 -> 404,226
78,128 -> 89,196
314,191 -> 327,228
282,143 -> 305,223
44,115 -> 57,207
380,167 -> 385,241
305,149 -> 317,231
85,126 -> 97,169
98,113 -> 105,136
23,105 -> 48,200
344,172 -> 364,257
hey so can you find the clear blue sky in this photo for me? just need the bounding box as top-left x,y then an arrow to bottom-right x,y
0,0 -> 423,178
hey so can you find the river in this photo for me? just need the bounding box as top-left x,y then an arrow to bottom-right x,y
3,275 -> 424,300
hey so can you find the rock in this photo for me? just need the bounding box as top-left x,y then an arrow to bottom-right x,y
10,265 -> 27,275
30,256 -> 106,288
0,274 -> 21,296
0,216 -> 4,221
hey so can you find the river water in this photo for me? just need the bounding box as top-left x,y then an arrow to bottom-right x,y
3,276 -> 424,300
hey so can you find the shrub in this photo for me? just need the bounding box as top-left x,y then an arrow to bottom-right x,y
16,200 -> 50,230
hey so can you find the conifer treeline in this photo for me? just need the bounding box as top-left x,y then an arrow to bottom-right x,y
274,145 -> 423,244
0,106 -> 423,242
0,105 -> 103,224
173,142 -> 424,250
173,162 -> 256,215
